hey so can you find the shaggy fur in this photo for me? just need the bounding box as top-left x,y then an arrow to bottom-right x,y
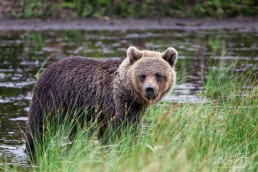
26,46 -> 178,154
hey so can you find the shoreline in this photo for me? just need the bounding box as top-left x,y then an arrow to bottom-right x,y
0,17 -> 258,31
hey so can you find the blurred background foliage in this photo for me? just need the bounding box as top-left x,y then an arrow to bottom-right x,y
1,0 -> 258,18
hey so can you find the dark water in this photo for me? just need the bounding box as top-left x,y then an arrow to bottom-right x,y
0,29 -> 257,166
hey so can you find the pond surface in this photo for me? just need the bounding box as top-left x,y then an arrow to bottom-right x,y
0,29 -> 257,166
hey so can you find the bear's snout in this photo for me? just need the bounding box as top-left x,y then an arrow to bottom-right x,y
145,86 -> 155,99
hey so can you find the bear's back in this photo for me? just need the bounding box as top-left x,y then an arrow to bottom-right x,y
31,57 -> 122,118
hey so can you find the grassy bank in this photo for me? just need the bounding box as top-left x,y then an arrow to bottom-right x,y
5,0 -> 258,18
2,61 -> 257,172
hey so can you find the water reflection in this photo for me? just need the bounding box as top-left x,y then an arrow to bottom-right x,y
0,29 -> 257,166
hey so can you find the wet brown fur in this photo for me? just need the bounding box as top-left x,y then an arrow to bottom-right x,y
26,46 -> 178,154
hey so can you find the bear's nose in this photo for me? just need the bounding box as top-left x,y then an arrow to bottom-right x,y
146,86 -> 155,97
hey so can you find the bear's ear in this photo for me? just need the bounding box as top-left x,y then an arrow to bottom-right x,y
162,47 -> 178,67
127,46 -> 143,63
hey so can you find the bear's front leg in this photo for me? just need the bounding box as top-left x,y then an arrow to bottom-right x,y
126,102 -> 145,124
114,93 -> 126,127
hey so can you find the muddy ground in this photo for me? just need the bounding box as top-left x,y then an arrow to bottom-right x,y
0,17 -> 257,31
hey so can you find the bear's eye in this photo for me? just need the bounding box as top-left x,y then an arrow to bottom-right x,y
156,73 -> 164,82
139,75 -> 146,82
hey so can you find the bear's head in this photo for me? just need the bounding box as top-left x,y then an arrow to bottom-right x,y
118,46 -> 178,105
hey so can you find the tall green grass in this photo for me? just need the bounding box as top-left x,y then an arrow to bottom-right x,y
2,61 -> 257,172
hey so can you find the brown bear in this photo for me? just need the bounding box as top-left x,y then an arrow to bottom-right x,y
26,46 -> 178,154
